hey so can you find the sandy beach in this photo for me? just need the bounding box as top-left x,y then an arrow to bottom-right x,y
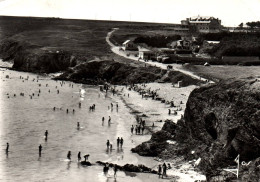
114,83 -> 206,181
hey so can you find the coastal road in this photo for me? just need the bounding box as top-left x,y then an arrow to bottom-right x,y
106,29 -> 214,83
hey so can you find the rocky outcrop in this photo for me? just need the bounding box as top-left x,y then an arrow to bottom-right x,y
131,120 -> 176,156
56,60 -> 203,85
180,78 -> 260,180
0,40 -> 76,73
96,161 -> 157,174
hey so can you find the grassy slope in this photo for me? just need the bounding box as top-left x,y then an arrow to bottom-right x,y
0,16 -> 179,59
183,64 -> 260,82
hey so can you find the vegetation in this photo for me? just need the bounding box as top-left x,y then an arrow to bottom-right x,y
246,21 -> 260,29
197,32 -> 260,57
133,35 -> 181,48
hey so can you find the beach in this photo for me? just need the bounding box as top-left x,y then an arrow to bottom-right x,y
0,59 -> 206,181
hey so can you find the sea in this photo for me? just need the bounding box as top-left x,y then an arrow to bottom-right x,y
0,62 -> 158,182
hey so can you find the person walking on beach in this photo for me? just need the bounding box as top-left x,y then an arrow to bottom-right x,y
120,137 -> 123,148
141,126 -> 145,135
77,122 -> 80,129
114,164 -> 118,178
162,163 -> 167,178
135,125 -> 138,135
45,130 -> 48,141
39,144 -> 42,156
158,164 -> 162,178
78,152 -> 81,162
131,125 -> 134,134
106,140 -> 110,149
6,143 -> 9,153
67,151 -> 71,160
79,102 -> 81,108
168,109 -> 171,115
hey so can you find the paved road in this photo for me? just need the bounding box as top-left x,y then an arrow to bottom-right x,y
106,29 -> 214,83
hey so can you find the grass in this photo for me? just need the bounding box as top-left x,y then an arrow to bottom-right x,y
182,64 -> 260,82
0,16 -> 181,60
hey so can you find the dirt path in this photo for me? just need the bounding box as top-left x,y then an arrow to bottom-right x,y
106,29 -> 214,83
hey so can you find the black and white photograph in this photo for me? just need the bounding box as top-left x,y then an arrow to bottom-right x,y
0,0 -> 259,181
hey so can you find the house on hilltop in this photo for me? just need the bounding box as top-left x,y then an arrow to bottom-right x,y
181,15 -> 222,33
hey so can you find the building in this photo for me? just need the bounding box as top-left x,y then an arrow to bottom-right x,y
122,40 -> 138,51
138,47 -> 156,61
181,16 -> 222,33
170,39 -> 191,49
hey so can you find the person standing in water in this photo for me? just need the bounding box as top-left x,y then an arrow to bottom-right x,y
45,130 -> 48,141
120,137 -> 124,148
39,144 -> 42,156
117,137 -> 120,147
67,151 -> 71,160
108,116 -> 111,126
78,152 -> 81,162
106,140 -> 110,149
102,117 -> 105,126
6,143 -> 9,153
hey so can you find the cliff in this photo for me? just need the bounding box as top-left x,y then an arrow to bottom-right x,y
132,78 -> 260,181
0,40 -> 76,73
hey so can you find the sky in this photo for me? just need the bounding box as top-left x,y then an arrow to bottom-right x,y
0,0 -> 259,26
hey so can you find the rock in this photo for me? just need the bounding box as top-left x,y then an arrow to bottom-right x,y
162,120 -> 177,135
131,129 -> 174,156
80,161 -> 92,166
96,161 -> 157,174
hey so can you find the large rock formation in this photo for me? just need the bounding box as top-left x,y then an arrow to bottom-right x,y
56,60 -> 203,86
132,78 -> 260,181
0,40 -> 76,73
182,78 -> 260,180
